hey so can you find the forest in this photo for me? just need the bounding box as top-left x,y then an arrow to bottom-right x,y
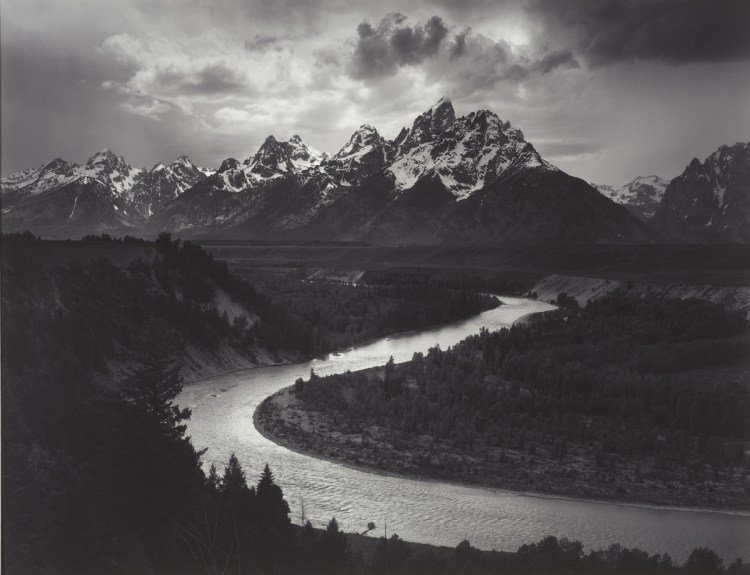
288,292 -> 750,508
0,234 -> 494,573
231,266 -> 502,355
2,233 -> 748,573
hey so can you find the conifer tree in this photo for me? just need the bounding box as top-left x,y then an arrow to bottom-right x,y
221,453 -> 247,496
319,517 -> 350,573
206,463 -> 220,492
257,463 -> 290,526
124,320 -> 190,439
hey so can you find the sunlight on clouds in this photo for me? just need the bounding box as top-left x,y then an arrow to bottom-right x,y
121,100 -> 173,121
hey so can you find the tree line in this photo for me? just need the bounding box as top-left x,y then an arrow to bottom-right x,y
241,266 -> 501,356
3,235 -> 747,573
295,292 -> 750,491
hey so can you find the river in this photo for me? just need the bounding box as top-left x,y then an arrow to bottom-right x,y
178,296 -> 750,563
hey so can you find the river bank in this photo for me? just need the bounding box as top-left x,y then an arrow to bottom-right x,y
255,380 -> 750,513
183,295 -> 749,562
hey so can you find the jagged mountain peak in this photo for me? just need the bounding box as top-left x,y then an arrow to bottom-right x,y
284,135 -> 327,169
457,109 -> 527,148
395,98 -> 457,155
709,142 -> 748,172
42,158 -> 78,172
650,141 -> 750,241
426,97 -> 456,128
325,124 -> 393,185
3,101 -> 662,244
388,108 -> 549,199
629,175 -> 668,187
245,136 -> 295,178
334,124 -> 387,160
86,148 -> 123,167
93,146 -> 116,156
79,148 -> 142,196
219,158 -> 241,173
597,174 -> 669,222
242,134 -> 327,177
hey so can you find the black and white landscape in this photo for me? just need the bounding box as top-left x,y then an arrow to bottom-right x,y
3,102 -> 750,243
3,1 -> 750,574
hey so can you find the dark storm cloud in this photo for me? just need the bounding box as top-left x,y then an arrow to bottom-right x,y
528,0 -> 750,65
348,13 -> 578,86
448,28 -> 475,60
350,13 -> 450,79
154,62 -> 247,96
531,50 -> 579,74
244,34 -> 281,53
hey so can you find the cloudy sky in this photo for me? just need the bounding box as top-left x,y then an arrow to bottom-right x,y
2,0 -> 749,184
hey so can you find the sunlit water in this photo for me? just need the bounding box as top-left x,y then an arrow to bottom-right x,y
179,296 -> 750,563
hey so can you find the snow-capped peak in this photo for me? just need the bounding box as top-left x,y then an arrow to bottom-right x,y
242,134 -> 327,180
80,148 -> 143,195
219,158 -> 241,173
334,125 -> 384,160
597,174 -> 669,221
286,135 -> 328,170
243,136 -> 295,178
395,98 -> 457,155
325,124 -> 393,185
388,107 -> 550,199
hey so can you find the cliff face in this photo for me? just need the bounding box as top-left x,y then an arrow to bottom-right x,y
650,143 -> 750,242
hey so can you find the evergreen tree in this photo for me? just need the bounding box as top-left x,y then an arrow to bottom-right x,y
221,453 -> 247,496
319,517 -> 351,573
123,320 -> 190,439
257,463 -> 291,529
206,463 -> 220,492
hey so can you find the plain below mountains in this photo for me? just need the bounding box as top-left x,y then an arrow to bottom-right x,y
2,100 -> 747,244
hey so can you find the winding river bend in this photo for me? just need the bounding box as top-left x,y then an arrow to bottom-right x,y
179,296 -> 750,563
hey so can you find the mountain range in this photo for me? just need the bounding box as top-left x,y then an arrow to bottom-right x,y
1,151 -> 211,236
594,176 -> 670,222
2,100 -> 747,244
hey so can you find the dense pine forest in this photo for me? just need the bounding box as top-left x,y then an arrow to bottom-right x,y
278,292 -> 750,508
3,234 -> 749,573
227,266 -> 503,354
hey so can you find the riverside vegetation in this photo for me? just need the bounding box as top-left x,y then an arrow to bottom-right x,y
3,233 -> 748,574
259,292 -> 750,510
225,265 -> 506,355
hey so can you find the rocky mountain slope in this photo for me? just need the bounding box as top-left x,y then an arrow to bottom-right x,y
1,150 -> 211,237
649,143 -> 750,242
151,99 -> 651,243
2,100 -> 674,243
595,175 -> 670,222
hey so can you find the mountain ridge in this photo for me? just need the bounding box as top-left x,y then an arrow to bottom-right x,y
594,175 -> 670,222
7,101 -> 744,244
650,143 -> 750,242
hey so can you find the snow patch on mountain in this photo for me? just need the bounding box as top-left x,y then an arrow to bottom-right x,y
595,175 -> 669,221
649,142 -> 750,241
79,148 -> 145,196
389,106 -> 555,200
